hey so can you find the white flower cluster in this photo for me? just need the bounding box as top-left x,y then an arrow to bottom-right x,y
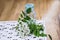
16,21 -> 30,38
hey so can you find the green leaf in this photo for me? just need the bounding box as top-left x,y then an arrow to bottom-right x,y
48,34 -> 52,40
36,24 -> 44,31
34,30 -> 40,37
20,14 -> 23,18
28,22 -> 36,34
22,19 -> 27,22
26,8 -> 31,14
36,25 -> 41,30
39,25 -> 44,31
22,11 -> 26,16
24,16 -> 31,20
40,33 -> 47,37
28,23 -> 34,34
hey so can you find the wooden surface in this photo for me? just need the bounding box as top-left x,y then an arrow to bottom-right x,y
0,0 -> 60,40
0,0 -> 52,20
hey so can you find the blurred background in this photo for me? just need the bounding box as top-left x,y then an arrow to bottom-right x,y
0,0 -> 54,21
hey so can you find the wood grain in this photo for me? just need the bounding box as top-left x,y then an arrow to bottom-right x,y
0,0 -> 52,20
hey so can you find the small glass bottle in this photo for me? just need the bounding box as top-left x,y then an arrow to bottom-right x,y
25,3 -> 36,19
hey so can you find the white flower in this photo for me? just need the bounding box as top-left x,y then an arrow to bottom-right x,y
18,22 -> 30,38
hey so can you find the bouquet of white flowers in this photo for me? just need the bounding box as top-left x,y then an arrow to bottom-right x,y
15,7 -> 47,38
15,4 -> 52,40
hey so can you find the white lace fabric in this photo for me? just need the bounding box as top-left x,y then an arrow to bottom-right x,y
0,21 -> 47,40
